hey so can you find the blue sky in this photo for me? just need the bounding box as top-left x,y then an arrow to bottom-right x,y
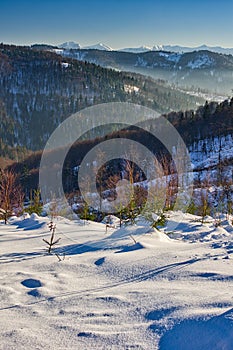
1,0 -> 233,48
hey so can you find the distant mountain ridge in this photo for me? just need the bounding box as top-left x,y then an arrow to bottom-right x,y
153,44 -> 233,56
118,44 -> 233,55
58,41 -> 233,55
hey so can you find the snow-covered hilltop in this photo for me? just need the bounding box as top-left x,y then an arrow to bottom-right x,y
58,41 -> 81,50
58,41 -> 113,51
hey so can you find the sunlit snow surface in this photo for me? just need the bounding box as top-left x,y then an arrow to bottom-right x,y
0,212 -> 233,349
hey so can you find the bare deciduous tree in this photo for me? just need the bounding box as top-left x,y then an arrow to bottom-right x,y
0,169 -> 24,224
199,172 -> 211,224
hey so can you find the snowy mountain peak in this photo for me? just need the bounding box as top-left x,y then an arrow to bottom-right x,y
152,45 -> 164,51
83,43 -> 113,51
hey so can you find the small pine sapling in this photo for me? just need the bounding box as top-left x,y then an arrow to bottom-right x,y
151,211 -> 167,229
26,189 -> 43,215
43,221 -> 61,254
186,199 -> 197,215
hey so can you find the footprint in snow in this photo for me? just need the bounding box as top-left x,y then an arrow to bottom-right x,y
77,332 -> 97,338
27,289 -> 41,297
94,257 -> 105,266
21,278 -> 42,288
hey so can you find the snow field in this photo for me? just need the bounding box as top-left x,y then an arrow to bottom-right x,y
0,212 -> 233,349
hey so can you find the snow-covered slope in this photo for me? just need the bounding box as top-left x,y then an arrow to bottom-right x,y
119,46 -> 153,53
186,54 -> 215,69
190,134 -> 233,171
0,212 -> 233,349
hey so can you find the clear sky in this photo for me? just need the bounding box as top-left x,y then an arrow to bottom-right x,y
1,0 -> 233,48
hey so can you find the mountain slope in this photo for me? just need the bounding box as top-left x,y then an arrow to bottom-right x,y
83,43 -> 113,51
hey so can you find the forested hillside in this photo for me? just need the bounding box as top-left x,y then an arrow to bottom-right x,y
9,98 -> 233,198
